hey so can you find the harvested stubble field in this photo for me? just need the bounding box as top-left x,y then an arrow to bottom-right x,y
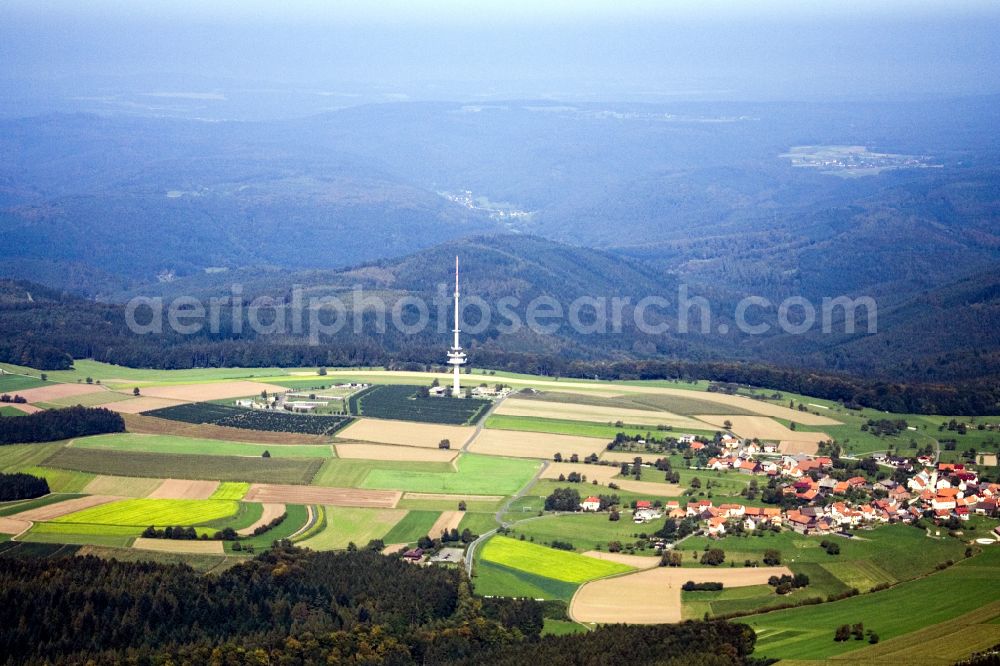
136,381 -> 277,402
614,479 -> 685,497
122,413 -> 328,444
469,429 -> 608,460
16,383 -> 108,404
243,483 -> 401,508
496,398 -> 706,430
778,439 -> 820,455
334,442 -> 458,463
427,510 -> 465,538
82,475 -> 164,498
694,414 -> 830,445
44,448 -> 323,485
570,565 -> 794,624
12,495 -> 123,521
481,535 -> 634,584
539,462 -> 622,484
402,492 -> 505,502
338,418 -> 475,449
147,479 -> 221,500
132,537 -> 226,555
580,551 -> 661,569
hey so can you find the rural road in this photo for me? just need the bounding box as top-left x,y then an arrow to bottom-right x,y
461,394 -> 508,452
463,459 -> 550,578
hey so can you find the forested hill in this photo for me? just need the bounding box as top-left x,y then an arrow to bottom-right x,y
2,234 -> 1000,414
0,545 -> 758,666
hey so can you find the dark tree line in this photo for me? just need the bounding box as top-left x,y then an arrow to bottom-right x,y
4,278 -> 995,414
0,406 -> 125,445
0,545 -> 759,666
0,472 -> 49,501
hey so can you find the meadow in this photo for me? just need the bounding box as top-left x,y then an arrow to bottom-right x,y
210,482 -> 250,500
382,510 -> 441,544
360,454 -> 539,495
479,535 -> 633,584
71,433 -> 333,458
0,374 -> 47,393
0,407 -> 27,417
298,507 -> 407,551
473,558 -> 580,601
746,548 -> 1000,661
508,513 -> 665,553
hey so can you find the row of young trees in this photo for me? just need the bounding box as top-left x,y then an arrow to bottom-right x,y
0,406 -> 125,445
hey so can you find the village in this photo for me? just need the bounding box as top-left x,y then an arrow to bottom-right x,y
577,430 -> 1000,543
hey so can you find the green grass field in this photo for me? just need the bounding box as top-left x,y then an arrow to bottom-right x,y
298,507 -> 405,551
234,503 -> 311,552
360,454 -> 538,496
312,458 -> 454,487
473,558 -> 580,601
210,482 -> 250,500
382,510 -> 441,544
71,433 -> 333,458
52,498 -> 239,527
20,466 -> 95,493
44,447 -> 323,484
509,513 -> 664,552
0,406 -> 27,417
746,547 -> 1000,661
19,528 -> 135,548
677,525 -> 966,583
480,535 -> 634,583
458,512 -> 499,537
486,415 -> 685,440
0,442 -> 70,472
0,374 -> 47,393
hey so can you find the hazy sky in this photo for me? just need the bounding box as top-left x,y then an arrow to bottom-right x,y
2,0 -> 1000,110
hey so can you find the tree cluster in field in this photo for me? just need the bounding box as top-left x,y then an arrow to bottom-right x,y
0,406 -> 124,445
767,573 -> 810,595
819,539 -> 841,555
834,622 -> 878,644
251,511 -> 287,537
0,472 -> 49,501
862,418 -> 909,437
700,548 -> 726,566
0,394 -> 28,403
141,526 -> 238,541
0,545 -> 759,665
682,581 -> 723,591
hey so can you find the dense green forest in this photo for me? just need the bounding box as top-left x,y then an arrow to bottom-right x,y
0,406 -> 125,445
0,545 -> 757,665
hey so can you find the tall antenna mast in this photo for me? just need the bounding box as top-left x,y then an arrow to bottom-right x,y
446,255 -> 467,396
